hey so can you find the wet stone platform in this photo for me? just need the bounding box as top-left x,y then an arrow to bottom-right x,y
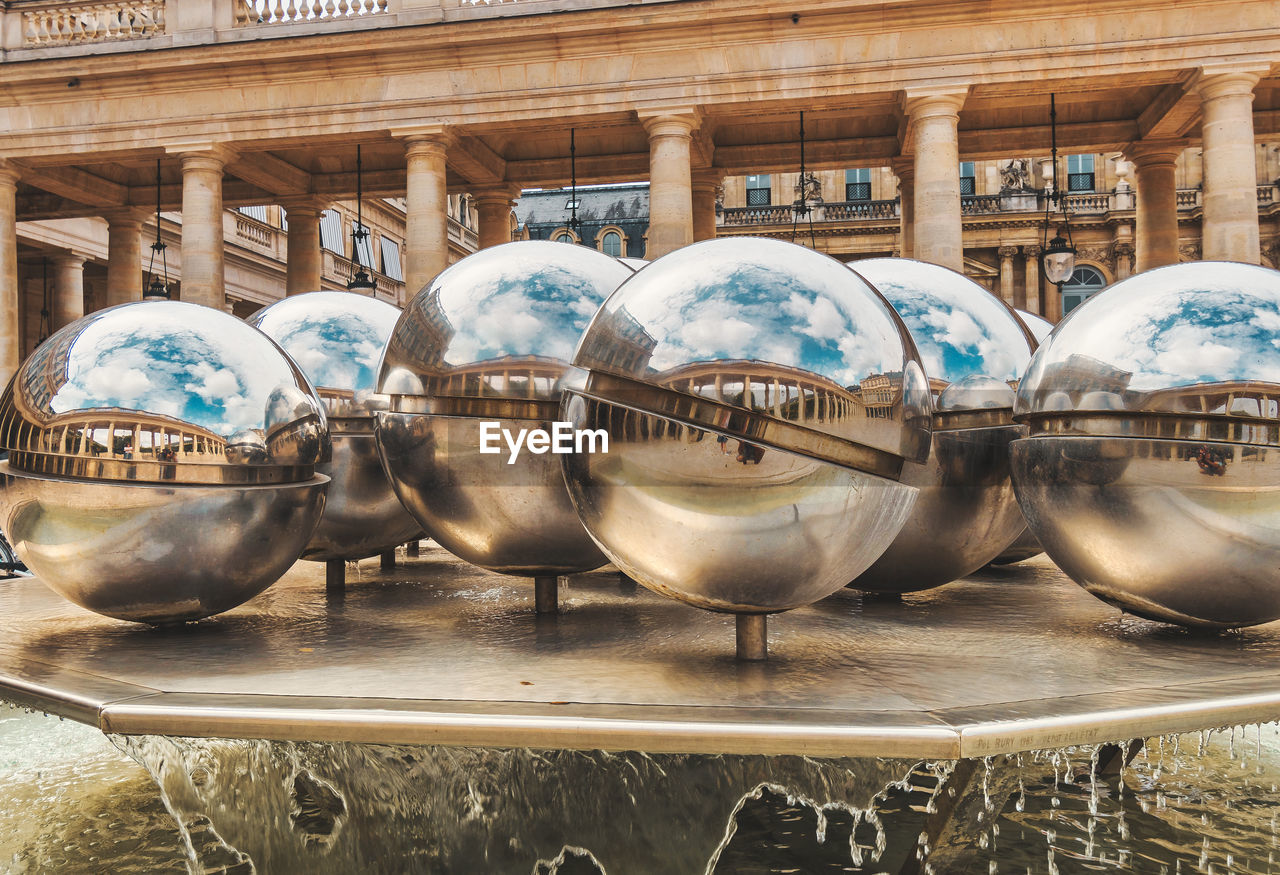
1,545 -> 1279,759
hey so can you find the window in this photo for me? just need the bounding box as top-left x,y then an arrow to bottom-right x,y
351,221 -> 375,269
237,205 -> 269,223
319,209 -> 344,252
565,199 -> 580,210
554,231 -> 575,243
845,168 -> 871,202
746,174 -> 771,206
1060,265 -> 1106,314
600,230 -> 622,257
380,236 -> 403,281
1067,155 -> 1095,192
959,162 -> 976,196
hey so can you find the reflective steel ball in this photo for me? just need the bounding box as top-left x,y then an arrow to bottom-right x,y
1012,261 -> 1280,628
561,237 -> 932,656
1016,309 -> 1054,344
0,301 -> 330,624
376,240 -> 632,594
249,292 -> 422,562
990,308 -> 1057,566
847,258 -> 1036,593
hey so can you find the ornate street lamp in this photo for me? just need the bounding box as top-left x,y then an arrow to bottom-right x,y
143,159 -> 170,300
563,128 -> 582,242
791,110 -> 818,248
347,145 -> 376,292
1040,94 -> 1077,285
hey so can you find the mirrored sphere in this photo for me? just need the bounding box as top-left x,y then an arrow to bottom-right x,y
0,301 -> 329,623
991,308 -> 1055,565
847,258 -> 1035,593
1012,262 -> 1280,628
1016,309 -> 1054,344
561,237 -> 931,615
376,240 -> 633,575
248,291 -> 422,560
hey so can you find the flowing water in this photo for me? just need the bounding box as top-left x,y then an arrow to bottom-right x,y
2,704 -> 1279,873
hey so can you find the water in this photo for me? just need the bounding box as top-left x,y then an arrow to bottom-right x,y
2,704 -> 1280,873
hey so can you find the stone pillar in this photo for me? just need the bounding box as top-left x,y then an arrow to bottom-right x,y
691,170 -> 722,243
0,163 -> 18,386
891,158 -> 915,259
472,187 -> 519,249
105,208 -> 148,309
1113,241 -> 1135,281
399,130 -> 453,294
1023,244 -> 1042,316
173,145 -> 234,309
905,90 -> 967,271
1195,69 -> 1263,263
1128,141 -> 1183,271
50,254 -> 86,330
283,199 -> 325,295
997,246 -> 1018,305
641,111 -> 699,259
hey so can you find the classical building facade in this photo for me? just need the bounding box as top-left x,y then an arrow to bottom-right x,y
0,0 -> 1276,389
14,194 -> 477,359
716,145 -> 1280,319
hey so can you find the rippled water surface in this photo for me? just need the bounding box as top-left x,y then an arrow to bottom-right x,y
2,704 -> 1280,873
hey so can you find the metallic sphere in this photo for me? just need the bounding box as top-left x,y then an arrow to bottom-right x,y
1012,261 -> 1280,628
847,258 -> 1035,593
376,240 -> 633,575
1016,308 -> 1054,343
248,291 -> 422,561
561,237 -> 932,615
990,308 -> 1056,565
0,301 -> 329,623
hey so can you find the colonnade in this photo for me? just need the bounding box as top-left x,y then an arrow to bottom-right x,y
0,67 -> 1268,388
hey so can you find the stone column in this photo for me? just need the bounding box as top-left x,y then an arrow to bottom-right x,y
472,187 -> 519,249
1195,69 -> 1263,263
1113,241 -> 1135,281
997,246 -> 1018,305
641,111 -> 699,258
1023,244 -> 1042,316
50,254 -> 86,330
0,163 -> 18,386
173,145 -> 235,309
398,130 -> 453,294
1128,141 -> 1183,271
691,170 -> 722,243
283,199 -> 325,295
905,90 -> 967,271
104,208 -> 148,309
891,158 -> 915,259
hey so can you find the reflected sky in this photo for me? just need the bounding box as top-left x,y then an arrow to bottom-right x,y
413,241 -> 631,367
250,292 -> 401,392
582,238 -> 906,387
1017,309 -> 1053,344
1029,262 -> 1280,395
42,302 -> 311,437
851,259 -> 1031,385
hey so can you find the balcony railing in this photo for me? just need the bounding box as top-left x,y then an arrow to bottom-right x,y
235,0 -> 389,27
1061,192 -> 1110,213
825,199 -> 898,221
22,0 -> 165,46
960,194 -> 1002,215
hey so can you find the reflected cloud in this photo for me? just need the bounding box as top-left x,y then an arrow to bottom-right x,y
851,258 -> 1032,386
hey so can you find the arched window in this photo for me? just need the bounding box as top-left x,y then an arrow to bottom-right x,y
1061,265 -> 1107,314
554,232 -> 575,243
601,230 -> 622,256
